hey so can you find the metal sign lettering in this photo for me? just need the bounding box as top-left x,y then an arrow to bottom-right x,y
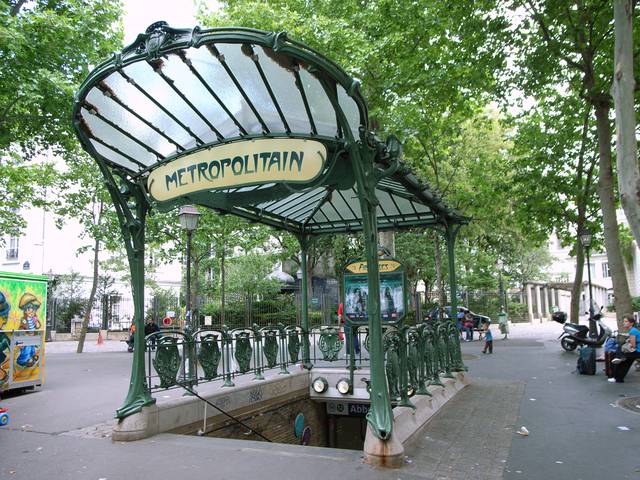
345,260 -> 401,274
147,138 -> 327,202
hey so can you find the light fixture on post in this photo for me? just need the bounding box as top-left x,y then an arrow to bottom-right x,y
178,205 -> 201,329
178,205 -> 200,395
578,227 -> 595,337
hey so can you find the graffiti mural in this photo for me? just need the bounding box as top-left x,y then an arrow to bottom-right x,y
0,272 -> 47,391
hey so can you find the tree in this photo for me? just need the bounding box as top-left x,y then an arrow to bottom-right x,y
511,90 -> 600,323
613,0 -> 640,247
509,0 -> 636,326
0,0 -> 123,241
226,253 -> 281,297
54,152 -> 121,352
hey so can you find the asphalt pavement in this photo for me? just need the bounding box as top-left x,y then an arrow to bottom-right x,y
0,324 -> 639,480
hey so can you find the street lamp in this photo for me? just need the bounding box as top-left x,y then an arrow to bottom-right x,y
45,269 -> 56,342
178,205 -> 201,329
578,227 -> 595,337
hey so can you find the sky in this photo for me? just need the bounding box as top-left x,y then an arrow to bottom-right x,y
122,0 -> 201,44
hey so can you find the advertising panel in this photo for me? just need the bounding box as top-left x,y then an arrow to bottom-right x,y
343,259 -> 406,324
0,272 -> 47,392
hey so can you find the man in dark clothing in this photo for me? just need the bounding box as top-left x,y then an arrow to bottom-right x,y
144,318 -> 161,349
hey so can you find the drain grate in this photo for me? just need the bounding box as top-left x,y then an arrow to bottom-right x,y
617,396 -> 640,415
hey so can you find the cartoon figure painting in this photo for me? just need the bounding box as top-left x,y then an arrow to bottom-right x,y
16,293 -> 41,368
0,293 -> 10,385
0,271 -> 48,391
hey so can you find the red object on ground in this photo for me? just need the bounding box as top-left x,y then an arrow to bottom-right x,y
97,330 -> 104,345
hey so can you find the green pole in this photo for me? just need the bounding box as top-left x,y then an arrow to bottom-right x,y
352,143 -> 393,441
445,224 -> 461,322
98,165 -> 155,418
298,235 -> 312,369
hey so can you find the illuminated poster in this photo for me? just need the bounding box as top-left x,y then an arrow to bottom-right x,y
343,260 -> 406,324
0,272 -> 47,391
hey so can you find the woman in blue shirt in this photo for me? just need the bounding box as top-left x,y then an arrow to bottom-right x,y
611,315 -> 640,383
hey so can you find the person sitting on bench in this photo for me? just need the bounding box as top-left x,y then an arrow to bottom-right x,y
611,315 -> 640,383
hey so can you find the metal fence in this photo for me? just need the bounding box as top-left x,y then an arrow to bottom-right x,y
50,286 -> 340,333
140,321 -> 465,398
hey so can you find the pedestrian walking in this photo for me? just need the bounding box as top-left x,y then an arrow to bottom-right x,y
456,308 -> 465,339
464,309 -> 474,342
482,319 -> 493,354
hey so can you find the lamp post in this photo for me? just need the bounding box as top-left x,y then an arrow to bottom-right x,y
179,205 -> 200,393
579,228 -> 595,337
178,205 -> 201,329
45,269 -> 56,342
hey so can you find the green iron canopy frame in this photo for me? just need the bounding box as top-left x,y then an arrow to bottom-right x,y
72,22 -> 468,443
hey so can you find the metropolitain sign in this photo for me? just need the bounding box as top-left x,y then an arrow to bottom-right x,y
147,138 -> 327,202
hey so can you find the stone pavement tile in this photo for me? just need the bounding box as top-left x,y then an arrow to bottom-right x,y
402,378 -> 525,479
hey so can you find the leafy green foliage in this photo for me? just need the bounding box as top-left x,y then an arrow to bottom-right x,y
0,1 -> 123,243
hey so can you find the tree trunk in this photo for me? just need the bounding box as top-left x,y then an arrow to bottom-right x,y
77,237 -> 100,353
570,240 -> 585,324
594,102 -> 633,328
613,0 -> 640,247
433,234 -> 445,317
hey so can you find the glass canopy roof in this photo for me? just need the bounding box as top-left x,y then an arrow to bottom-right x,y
73,23 -> 467,235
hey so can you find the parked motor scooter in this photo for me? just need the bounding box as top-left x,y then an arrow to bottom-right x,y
556,307 -> 611,352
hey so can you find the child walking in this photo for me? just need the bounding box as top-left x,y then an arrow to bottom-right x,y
482,319 -> 493,354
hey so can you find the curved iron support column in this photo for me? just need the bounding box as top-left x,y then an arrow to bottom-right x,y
297,235 -> 312,370
98,164 -> 155,418
350,134 -> 393,441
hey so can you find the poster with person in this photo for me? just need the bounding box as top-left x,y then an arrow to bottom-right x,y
0,272 -> 47,391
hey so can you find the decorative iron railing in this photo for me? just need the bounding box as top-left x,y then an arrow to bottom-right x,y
142,320 -> 466,398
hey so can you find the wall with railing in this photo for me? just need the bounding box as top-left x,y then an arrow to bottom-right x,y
139,320 -> 467,404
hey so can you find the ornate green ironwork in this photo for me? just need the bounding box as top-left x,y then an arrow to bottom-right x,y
436,322 -> 454,378
182,324 -> 197,392
234,331 -> 253,374
298,236 -> 312,369
424,325 -> 443,387
153,336 -> 181,389
198,333 -> 221,380
96,168 -> 155,418
263,329 -> 279,368
318,326 -> 343,362
221,326 -> 235,387
415,325 -> 432,396
287,327 -> 300,363
407,328 -> 420,390
277,324 -> 289,374
384,331 -> 401,401
447,322 -> 467,372
252,324 -> 265,380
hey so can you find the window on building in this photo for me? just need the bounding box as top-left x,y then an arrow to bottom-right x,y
6,237 -> 19,260
601,262 -> 610,278
585,262 -> 595,278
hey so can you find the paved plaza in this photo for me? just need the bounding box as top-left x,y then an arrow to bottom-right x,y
1,320 -> 639,479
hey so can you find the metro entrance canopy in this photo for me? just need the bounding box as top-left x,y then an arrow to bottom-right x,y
72,22 -> 468,444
